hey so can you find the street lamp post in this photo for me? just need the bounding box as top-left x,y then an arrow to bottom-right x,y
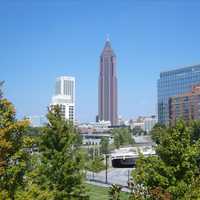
127,169 -> 130,186
105,154 -> 109,184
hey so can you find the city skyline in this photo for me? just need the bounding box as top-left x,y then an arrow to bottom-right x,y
1,1 -> 200,122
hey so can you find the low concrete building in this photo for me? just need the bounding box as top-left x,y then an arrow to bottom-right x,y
129,116 -> 157,133
81,132 -> 113,146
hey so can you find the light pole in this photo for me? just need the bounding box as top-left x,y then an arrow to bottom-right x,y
128,169 -> 130,185
105,154 -> 109,184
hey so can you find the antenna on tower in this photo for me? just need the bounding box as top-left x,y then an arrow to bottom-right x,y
106,34 -> 110,42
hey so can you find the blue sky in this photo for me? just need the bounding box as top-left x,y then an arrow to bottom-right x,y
1,0 -> 200,122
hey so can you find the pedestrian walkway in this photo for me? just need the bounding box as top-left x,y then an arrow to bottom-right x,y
85,180 -> 130,193
86,168 -> 133,188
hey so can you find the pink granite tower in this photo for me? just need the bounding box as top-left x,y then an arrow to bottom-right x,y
98,38 -> 118,125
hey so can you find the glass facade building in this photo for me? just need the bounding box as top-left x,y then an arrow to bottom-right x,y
158,64 -> 200,125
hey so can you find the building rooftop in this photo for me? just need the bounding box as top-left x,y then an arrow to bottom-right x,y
160,64 -> 200,78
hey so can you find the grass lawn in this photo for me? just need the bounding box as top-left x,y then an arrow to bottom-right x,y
85,183 -> 129,200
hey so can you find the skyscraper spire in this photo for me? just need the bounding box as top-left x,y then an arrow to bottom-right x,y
102,36 -> 115,56
106,34 -> 110,42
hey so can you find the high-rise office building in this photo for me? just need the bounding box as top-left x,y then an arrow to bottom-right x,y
158,64 -> 200,125
144,116 -> 157,133
98,38 -> 118,125
169,85 -> 200,124
50,76 -> 75,122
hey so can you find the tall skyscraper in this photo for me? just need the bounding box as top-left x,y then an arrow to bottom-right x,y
158,64 -> 200,125
98,38 -> 118,125
50,76 -> 75,122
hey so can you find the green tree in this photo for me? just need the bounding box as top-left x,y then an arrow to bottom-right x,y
132,127 -> 145,136
113,128 -> 134,148
181,175 -> 200,200
38,106 -> 89,200
133,120 -> 200,199
0,97 -> 30,200
100,137 -> 109,154
151,123 -> 166,144
15,182 -> 55,200
128,180 -> 151,200
189,120 -> 200,144
86,155 -> 105,173
0,80 -> 4,98
114,132 -> 121,149
109,184 -> 122,200
25,126 -> 43,136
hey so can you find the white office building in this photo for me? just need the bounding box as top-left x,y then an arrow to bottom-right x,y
130,116 -> 157,133
144,116 -> 157,133
50,76 -> 75,122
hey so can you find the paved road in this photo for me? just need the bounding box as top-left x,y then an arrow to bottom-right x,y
87,168 -> 133,187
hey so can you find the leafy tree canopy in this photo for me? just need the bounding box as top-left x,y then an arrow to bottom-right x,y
132,126 -> 145,136
37,106 -> 89,200
151,123 -> 166,145
0,96 -> 30,200
112,128 -> 134,149
133,120 -> 200,199
100,137 -> 109,154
